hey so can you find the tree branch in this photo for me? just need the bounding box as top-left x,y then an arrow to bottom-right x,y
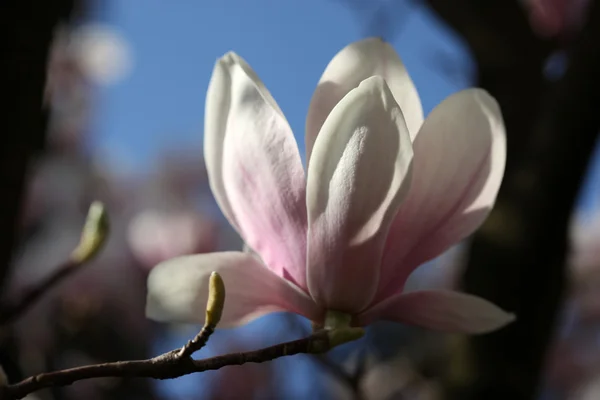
0,202 -> 108,326
0,235 -> 365,400
0,331 -> 330,400
0,258 -> 77,326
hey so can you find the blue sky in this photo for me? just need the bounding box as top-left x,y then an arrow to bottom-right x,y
89,0 -> 600,210
89,0 -> 473,174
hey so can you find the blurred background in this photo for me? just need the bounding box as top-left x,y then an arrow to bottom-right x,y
1,0 -> 600,399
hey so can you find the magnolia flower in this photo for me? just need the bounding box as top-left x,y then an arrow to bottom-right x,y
146,38 -> 514,334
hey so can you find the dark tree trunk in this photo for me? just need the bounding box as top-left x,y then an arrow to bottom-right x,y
0,0 -> 77,382
426,1 -> 600,398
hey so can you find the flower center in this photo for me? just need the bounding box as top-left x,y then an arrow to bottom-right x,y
324,310 -> 352,330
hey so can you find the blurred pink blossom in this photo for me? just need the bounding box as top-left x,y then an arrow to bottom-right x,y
526,0 -> 590,38
541,214 -> 600,397
567,213 -> 600,319
570,213 -> 600,274
127,209 -> 218,269
147,38 -> 513,334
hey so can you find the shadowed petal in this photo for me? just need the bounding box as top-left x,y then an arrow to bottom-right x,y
146,252 -> 322,327
378,89 -> 506,299
357,289 -> 515,334
306,76 -> 413,313
306,37 -> 423,162
204,53 -> 308,288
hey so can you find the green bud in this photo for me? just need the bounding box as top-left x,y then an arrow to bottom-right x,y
205,272 -> 225,327
71,201 -> 109,263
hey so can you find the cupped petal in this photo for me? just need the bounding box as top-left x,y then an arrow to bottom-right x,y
377,89 -> 506,299
306,37 -> 423,162
357,290 -> 515,334
204,52 -> 308,288
306,76 -> 414,313
146,252 -> 322,327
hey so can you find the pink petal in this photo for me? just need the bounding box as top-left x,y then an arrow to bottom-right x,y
377,89 -> 506,299
306,76 -> 414,313
306,37 -> 423,162
357,290 -> 515,334
204,52 -> 308,288
146,252 -> 322,327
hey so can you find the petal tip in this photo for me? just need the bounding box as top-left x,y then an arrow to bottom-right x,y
359,74 -> 386,88
215,51 -> 246,73
220,50 -> 239,62
473,309 -> 516,335
357,36 -> 389,48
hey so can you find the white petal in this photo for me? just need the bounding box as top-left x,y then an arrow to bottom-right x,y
306,76 -> 414,313
306,37 -> 423,162
358,290 -> 515,334
204,53 -> 308,289
377,89 -> 506,299
146,252 -> 322,327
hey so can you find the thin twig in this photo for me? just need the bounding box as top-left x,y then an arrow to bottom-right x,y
177,325 -> 215,358
0,330 -> 330,400
0,210 -> 363,400
0,202 -> 108,326
0,259 -> 77,326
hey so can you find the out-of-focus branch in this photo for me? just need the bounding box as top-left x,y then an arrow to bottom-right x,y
332,0 -> 418,41
425,1 -> 600,399
424,0 -> 554,63
0,202 -> 108,326
0,259 -> 78,327
0,331 -> 331,400
424,0 -> 555,168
